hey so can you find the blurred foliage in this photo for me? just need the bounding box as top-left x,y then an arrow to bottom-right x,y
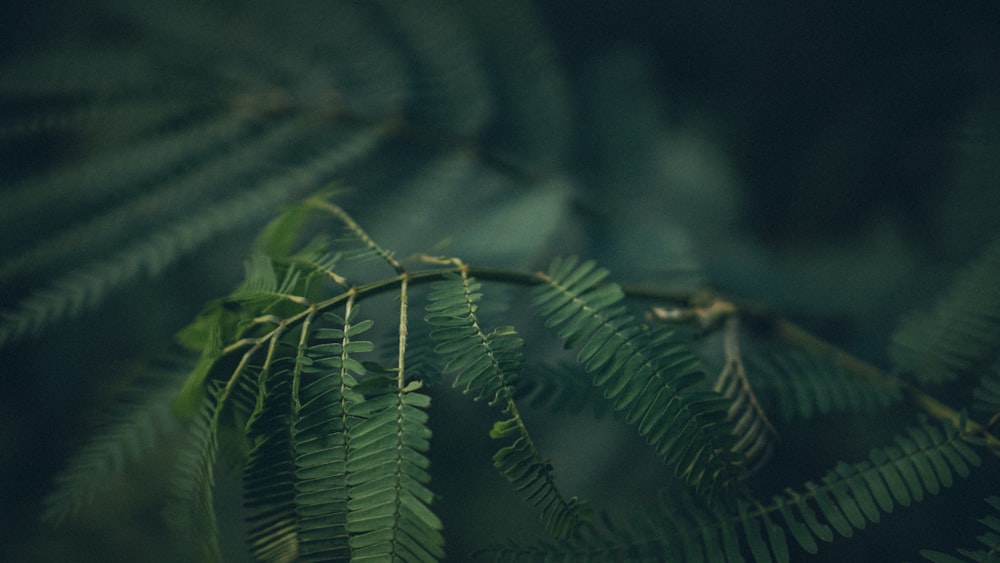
1,0 -> 999,561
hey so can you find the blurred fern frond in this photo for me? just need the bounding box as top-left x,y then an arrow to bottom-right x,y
425,270 -> 589,539
748,350 -> 903,422
41,374 -> 183,524
480,420 -> 981,563
0,0 -> 571,350
890,238 -> 1000,385
920,496 -> 1000,563
10,1 -> 1000,561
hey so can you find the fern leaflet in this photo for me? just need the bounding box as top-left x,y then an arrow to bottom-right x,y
243,349 -> 299,563
345,277 -> 444,562
760,420 -> 980,561
240,313 -> 335,563
293,305 -> 370,561
425,270 -> 589,538
532,256 -> 744,498
480,419 -> 981,562
345,379 -> 444,561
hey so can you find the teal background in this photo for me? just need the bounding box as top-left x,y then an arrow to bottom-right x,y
1,1 -> 998,560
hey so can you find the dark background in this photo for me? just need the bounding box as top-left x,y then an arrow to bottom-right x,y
2,1 -> 999,561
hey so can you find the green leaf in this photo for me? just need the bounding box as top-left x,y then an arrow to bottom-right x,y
740,502 -> 772,563
833,462 -> 881,524
533,256 -> 745,498
774,495 -> 818,554
174,299 -> 260,417
255,199 -> 317,258
292,306 -> 373,561
243,360 -> 299,563
804,481 -> 852,538
760,506 -> 790,563
792,489 -> 834,544
163,386 -> 223,562
345,386 -> 444,561
425,271 -> 589,538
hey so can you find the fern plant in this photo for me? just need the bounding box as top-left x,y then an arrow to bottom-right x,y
27,192 -> 999,562
3,1 -> 999,562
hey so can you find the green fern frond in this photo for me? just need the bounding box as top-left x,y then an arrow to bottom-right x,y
293,306 -> 371,561
341,275 -> 443,562
0,121 -> 387,349
890,238 -> 1000,385
0,118 -> 250,285
712,317 -> 779,471
345,380 -> 445,562
243,356 -> 299,563
761,421 -> 981,560
490,419 -> 591,540
637,496 -> 782,563
747,350 -> 903,422
0,109 -> 270,285
920,496 -> 1000,563
646,300 -> 777,469
532,256 -> 745,498
41,375 -> 181,524
482,420 -> 981,562
240,303 -> 375,562
238,316 -> 319,562
255,198 -> 320,261
425,271 -> 589,538
164,385 -> 224,563
425,273 -> 522,405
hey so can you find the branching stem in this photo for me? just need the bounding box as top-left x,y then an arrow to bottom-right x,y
211,255 -> 1000,459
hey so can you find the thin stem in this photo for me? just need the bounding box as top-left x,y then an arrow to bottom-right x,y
291,311 -> 316,415
397,276 -> 408,390
210,255 -> 1000,458
305,197 -> 404,274
638,285 -> 1000,458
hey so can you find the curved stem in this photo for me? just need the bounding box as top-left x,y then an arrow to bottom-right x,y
218,258 -> 1000,458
